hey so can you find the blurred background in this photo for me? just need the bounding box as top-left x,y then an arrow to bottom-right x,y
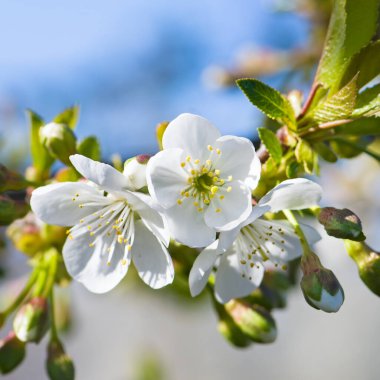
1,0 -> 380,379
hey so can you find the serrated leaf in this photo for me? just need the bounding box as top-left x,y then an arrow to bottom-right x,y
335,117 -> 380,136
311,75 -> 358,122
54,105 -> 80,129
27,110 -> 55,173
257,128 -> 282,164
340,41 -> 380,89
77,136 -> 101,161
316,0 -> 380,92
237,79 -> 296,130
352,84 -> 380,117
295,139 -> 315,174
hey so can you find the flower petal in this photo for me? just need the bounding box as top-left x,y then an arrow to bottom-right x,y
214,251 -> 264,303
63,231 -> 130,294
31,182 -> 108,226
164,199 -> 216,248
245,153 -> 261,191
218,227 -> 240,251
214,135 -> 257,182
146,148 -> 188,209
119,190 -> 170,246
255,178 -> 322,215
205,180 -> 252,231
70,154 -> 131,192
250,219 -> 320,264
131,220 -> 174,289
189,241 -> 221,297
162,113 -> 220,161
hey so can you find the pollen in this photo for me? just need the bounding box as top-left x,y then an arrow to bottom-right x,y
227,175 -> 233,181
121,259 -> 127,266
215,208 -> 221,213
215,169 -> 220,175
118,236 -> 124,244
211,186 -> 218,194
181,162 -> 186,168
207,145 -> 213,151
127,245 -> 132,251
194,159 -> 200,164
197,207 -> 203,212
177,199 -> 183,205
219,195 -> 225,200
216,148 -> 221,155
186,155 -> 191,162
226,186 -> 232,192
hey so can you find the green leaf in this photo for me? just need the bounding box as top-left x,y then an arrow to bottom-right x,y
312,142 -> 338,163
285,160 -> 300,178
330,137 -> 380,162
311,75 -> 358,122
77,136 -> 101,161
334,118 -> 380,136
237,79 -> 296,130
316,0 -> 380,92
257,128 -> 282,164
295,139 -> 316,174
352,84 -> 380,117
340,41 -> 380,88
26,110 -> 54,173
54,105 -> 80,129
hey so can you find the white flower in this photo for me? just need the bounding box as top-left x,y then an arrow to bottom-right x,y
189,178 -> 323,303
123,154 -> 150,190
147,113 -> 261,248
31,154 -> 174,293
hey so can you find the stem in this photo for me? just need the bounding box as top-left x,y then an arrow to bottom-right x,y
2,269 -> 39,317
43,250 -> 59,298
299,119 -> 353,137
297,83 -> 322,121
282,209 -> 312,256
49,289 -> 59,341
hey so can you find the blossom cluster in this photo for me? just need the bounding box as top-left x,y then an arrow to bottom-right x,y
31,113 -> 322,303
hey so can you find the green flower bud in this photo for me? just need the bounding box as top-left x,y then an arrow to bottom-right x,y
225,300 -> 277,343
46,339 -> 75,380
123,155 -> 151,190
0,331 -> 26,374
318,207 -> 365,241
7,213 -> 45,256
0,164 -> 29,192
13,297 -> 49,343
344,241 -> 380,297
0,195 -> 29,226
40,122 -> 77,165
301,253 -> 344,313
217,318 -> 252,348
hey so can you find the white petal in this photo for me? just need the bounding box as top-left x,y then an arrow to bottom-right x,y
214,251 -> 264,303
162,113 -> 220,161
70,154 -> 131,192
120,190 -> 170,246
146,148 -> 188,209
218,227 -> 240,251
63,231 -> 130,294
301,222 -> 321,246
251,219 -> 321,264
164,199 -> 216,248
131,220 -> 174,289
205,180 -> 252,231
189,241 -> 220,297
245,153 -> 261,191
31,182 -> 108,226
214,135 -> 257,181
255,178 -> 322,214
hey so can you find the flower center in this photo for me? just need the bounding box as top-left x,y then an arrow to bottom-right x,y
68,195 -> 135,266
177,145 -> 233,213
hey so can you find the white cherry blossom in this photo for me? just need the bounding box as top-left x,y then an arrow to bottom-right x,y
189,178 -> 322,303
31,154 -> 174,293
147,113 -> 261,248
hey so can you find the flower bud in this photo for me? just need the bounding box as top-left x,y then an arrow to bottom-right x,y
344,241 -> 380,297
123,155 -> 150,190
39,122 -> 77,165
7,213 -> 45,256
0,164 -> 29,192
0,195 -> 29,226
46,339 -> 75,380
301,252 -> 344,313
13,297 -> 49,343
217,318 -> 252,348
318,207 -> 365,241
0,331 -> 26,374
225,300 -> 277,343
